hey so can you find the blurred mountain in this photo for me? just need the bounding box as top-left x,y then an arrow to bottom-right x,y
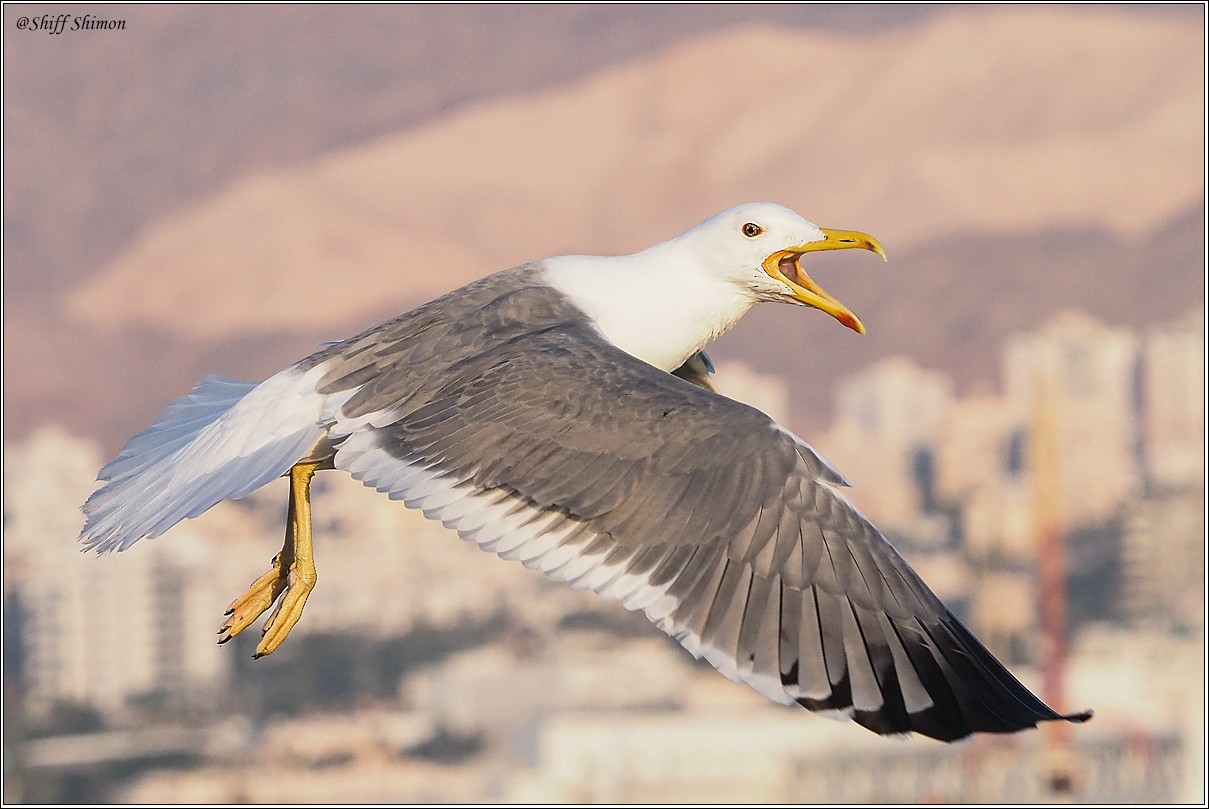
4,5 -> 1204,451
3,4 -> 942,301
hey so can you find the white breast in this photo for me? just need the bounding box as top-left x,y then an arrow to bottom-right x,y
541,251 -> 755,372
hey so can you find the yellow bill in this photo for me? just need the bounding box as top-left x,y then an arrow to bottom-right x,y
761,228 -> 886,335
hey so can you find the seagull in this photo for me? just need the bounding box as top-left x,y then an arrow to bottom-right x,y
80,202 -> 1091,741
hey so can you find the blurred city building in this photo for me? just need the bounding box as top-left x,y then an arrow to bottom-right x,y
110,627 -> 1199,803
1121,488 -> 1205,632
4,307 -> 1203,803
4,430 -> 231,717
1002,310 -> 1140,528
1140,308 -> 1205,490
818,357 -> 954,539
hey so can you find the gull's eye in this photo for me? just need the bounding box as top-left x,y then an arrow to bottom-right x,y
742,222 -> 764,238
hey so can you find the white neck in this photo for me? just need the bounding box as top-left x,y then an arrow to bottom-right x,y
541,244 -> 756,372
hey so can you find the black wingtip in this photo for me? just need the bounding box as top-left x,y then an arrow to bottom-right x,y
1063,708 -> 1094,724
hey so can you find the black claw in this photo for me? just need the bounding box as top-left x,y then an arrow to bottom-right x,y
217,635 -> 231,645
252,651 -> 264,660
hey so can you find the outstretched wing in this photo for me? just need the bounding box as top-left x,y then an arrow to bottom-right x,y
305,270 -> 1089,741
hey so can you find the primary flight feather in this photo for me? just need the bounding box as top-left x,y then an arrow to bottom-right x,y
81,202 -> 1091,741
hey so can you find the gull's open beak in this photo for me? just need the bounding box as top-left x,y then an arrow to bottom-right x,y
761,228 -> 886,335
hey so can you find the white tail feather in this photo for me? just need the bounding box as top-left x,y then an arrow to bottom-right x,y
80,366 -> 335,553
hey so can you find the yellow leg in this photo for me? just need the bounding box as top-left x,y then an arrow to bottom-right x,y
216,462 -> 320,657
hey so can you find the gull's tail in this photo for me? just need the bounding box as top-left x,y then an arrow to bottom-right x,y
80,368 -> 331,554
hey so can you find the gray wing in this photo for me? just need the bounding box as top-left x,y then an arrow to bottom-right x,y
671,350 -> 717,392
307,269 -> 1090,741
